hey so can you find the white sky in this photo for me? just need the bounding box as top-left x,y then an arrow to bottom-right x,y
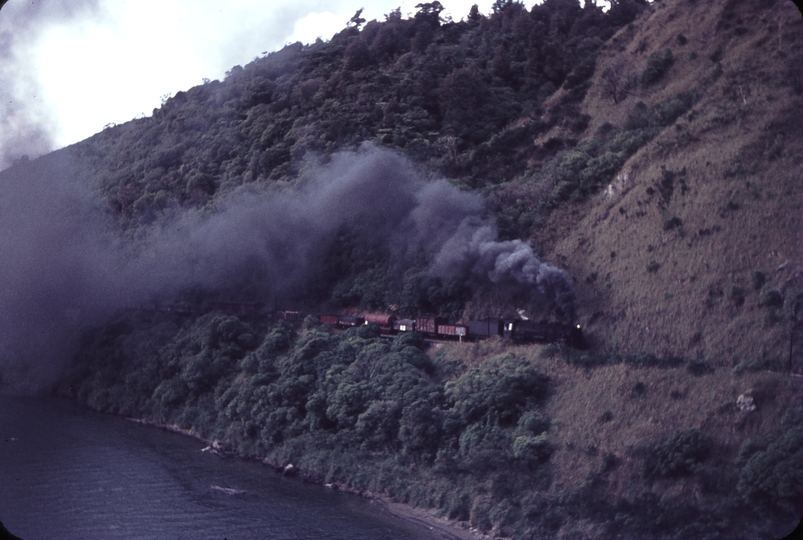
8,0 -> 501,153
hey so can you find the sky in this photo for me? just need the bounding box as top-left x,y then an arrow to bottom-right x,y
0,0 -> 502,170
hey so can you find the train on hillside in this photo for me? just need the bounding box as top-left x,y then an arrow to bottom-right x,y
282,311 -> 585,348
123,301 -> 584,348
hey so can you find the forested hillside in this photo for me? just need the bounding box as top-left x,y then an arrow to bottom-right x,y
59,0 -> 647,321
59,0 -> 803,367
4,0 -> 803,538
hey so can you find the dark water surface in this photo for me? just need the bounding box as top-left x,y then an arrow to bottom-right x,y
0,394 -> 445,540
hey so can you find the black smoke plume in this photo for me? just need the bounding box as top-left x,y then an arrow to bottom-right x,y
0,144 -> 574,386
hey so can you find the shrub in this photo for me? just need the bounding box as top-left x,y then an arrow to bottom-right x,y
727,284 -> 746,306
623,102 -> 656,130
686,359 -> 714,376
655,96 -> 690,126
577,151 -> 625,194
512,434 -> 554,464
641,428 -> 712,480
759,285 -> 784,308
631,381 -> 647,398
564,350 -> 617,368
663,216 -> 683,231
516,411 -> 550,436
623,352 -> 683,369
601,452 -> 619,473
647,261 -> 660,273
607,130 -> 650,158
762,308 -> 782,328
598,410 -> 614,423
642,48 -> 674,86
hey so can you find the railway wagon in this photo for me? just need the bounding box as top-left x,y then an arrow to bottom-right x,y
337,315 -> 364,327
319,314 -> 340,326
436,324 -> 468,340
468,318 -> 504,339
364,313 -> 397,332
319,314 -> 366,328
279,310 -> 307,322
394,318 -> 416,332
416,316 -> 447,335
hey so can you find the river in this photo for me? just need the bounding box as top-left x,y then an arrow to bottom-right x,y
0,394 -> 452,539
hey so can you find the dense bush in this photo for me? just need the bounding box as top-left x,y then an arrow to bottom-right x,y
512,434 -> 553,464
445,354 -> 549,427
737,427 -> 803,514
641,428 -> 712,480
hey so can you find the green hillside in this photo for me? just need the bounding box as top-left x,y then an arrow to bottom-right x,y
3,0 -> 803,538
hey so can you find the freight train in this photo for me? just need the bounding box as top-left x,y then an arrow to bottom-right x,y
283,311 -> 585,348
123,301 -> 584,348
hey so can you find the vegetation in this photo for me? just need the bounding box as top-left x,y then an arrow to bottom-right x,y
17,0 -> 803,537
58,312 -> 803,539
72,0 -> 646,231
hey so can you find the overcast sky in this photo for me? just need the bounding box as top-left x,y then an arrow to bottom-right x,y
0,0 -> 506,170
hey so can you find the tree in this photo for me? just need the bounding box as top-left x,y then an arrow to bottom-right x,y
348,8 -> 366,29
492,0 -> 520,14
415,2 -> 444,26
601,57 -> 637,104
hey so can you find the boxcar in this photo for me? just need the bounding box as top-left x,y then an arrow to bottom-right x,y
319,314 -> 339,326
416,316 -> 447,335
279,310 -> 306,322
394,318 -> 416,332
337,315 -> 364,327
437,324 -> 468,340
468,319 -> 503,339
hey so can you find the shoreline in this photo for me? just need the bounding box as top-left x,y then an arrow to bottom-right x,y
126,417 -> 490,540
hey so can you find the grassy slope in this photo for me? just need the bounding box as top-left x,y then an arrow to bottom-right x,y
541,0 -> 803,366
437,338 -> 802,530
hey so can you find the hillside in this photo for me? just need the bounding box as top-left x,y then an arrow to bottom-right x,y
49,0 -> 803,370
544,0 -> 803,369
2,0 -> 803,538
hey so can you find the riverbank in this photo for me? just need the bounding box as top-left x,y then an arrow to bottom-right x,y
126,416 -> 489,540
